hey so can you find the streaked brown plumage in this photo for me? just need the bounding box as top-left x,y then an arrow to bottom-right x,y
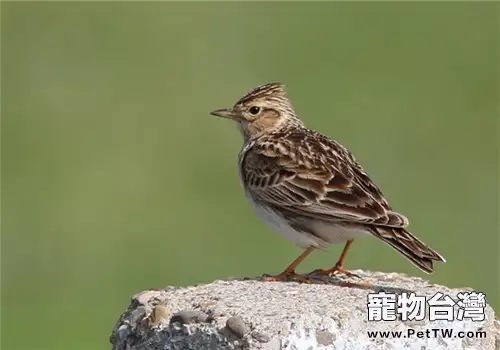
210,83 -> 445,281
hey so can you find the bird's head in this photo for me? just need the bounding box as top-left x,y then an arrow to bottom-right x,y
210,83 -> 303,140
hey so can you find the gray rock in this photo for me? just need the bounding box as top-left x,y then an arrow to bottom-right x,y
226,315 -> 251,338
110,271 -> 499,349
252,332 -> 271,343
170,310 -> 213,325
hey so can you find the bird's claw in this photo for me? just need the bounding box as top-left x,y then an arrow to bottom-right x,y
262,271 -> 312,283
310,265 -> 362,279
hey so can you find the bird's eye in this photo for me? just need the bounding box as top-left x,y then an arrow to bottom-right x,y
249,106 -> 261,115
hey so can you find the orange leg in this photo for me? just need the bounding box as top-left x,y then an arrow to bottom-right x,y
311,240 -> 361,278
263,247 -> 315,282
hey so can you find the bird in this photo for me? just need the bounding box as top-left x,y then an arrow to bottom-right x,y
210,83 -> 446,282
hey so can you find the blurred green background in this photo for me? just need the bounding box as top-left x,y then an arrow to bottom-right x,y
2,2 -> 498,350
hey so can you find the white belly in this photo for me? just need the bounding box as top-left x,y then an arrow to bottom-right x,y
247,194 -> 371,249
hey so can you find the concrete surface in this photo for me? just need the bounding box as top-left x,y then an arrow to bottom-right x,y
110,271 -> 499,349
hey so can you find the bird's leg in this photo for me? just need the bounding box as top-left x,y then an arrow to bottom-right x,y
263,247 -> 315,282
311,240 -> 361,279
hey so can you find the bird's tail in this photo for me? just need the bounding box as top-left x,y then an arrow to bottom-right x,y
371,227 -> 446,274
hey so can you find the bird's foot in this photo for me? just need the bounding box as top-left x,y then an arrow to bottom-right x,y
262,270 -> 312,283
310,263 -> 361,279
309,265 -> 373,288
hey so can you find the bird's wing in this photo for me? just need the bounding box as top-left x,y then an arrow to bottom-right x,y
240,131 -> 408,227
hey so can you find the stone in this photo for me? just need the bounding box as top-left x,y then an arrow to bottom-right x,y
110,270 -> 499,350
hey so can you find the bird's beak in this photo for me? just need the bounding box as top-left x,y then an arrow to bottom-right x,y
210,108 -> 239,120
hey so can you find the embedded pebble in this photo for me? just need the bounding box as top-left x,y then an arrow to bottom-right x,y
148,305 -> 171,327
170,310 -> 212,325
251,331 -> 270,343
129,306 -> 147,325
116,324 -> 130,341
226,315 -> 251,338
316,330 -> 335,345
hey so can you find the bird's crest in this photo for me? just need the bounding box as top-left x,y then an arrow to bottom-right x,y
235,83 -> 287,106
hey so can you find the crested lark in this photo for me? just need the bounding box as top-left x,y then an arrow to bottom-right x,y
210,83 -> 445,281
